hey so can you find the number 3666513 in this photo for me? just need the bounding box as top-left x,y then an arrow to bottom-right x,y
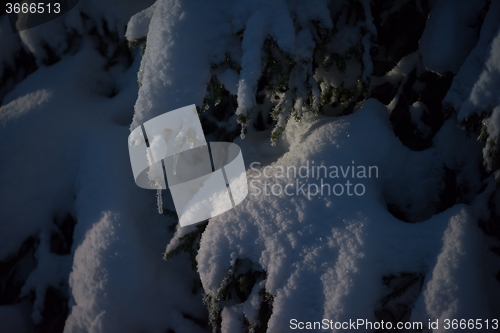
6,3 -> 61,14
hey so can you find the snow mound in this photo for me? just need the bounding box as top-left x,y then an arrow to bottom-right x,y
419,0 -> 486,74
196,100 -> 497,331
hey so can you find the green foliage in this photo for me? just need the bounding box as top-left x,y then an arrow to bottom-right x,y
249,289 -> 275,333
478,121 -> 489,142
319,83 -> 359,106
331,53 -> 347,73
307,88 -> 319,116
203,258 -> 270,333
460,113 -> 484,134
128,36 -> 146,48
163,222 -> 208,270
322,55 -> 334,72
162,208 -> 178,232
484,138 -> 500,173
262,39 -> 295,93
238,114 -> 250,126
270,126 -> 286,146
360,77 -> 371,95
203,293 -> 222,333
462,112 -> 500,176
334,84 -> 356,104
224,54 -> 242,74
206,12 -> 373,144
266,53 -> 367,143
128,36 -> 147,56
216,259 -> 266,303
270,99 -> 284,120
127,0 -> 376,145
320,83 -> 335,106
200,72 -> 225,113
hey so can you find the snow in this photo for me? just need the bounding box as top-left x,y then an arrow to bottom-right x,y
383,52 -> 421,86
411,208 -> 498,331
330,21 -> 360,55
484,106 -> 500,172
196,99 -> 496,331
217,69 -> 239,95
458,30 -> 500,120
220,307 -> 244,333
382,52 -> 421,111
68,0 -> 156,36
19,230 -> 72,324
0,302 -> 34,333
0,89 -> 52,125
443,0 -> 500,116
0,36 -> 206,332
129,0 -> 336,129
435,0 -> 500,174
130,0 -> 235,129
419,0 -> 486,74
125,3 -> 156,42
235,10 -> 268,122
65,211 -> 205,333
2,0 -> 500,332
126,1 -> 500,323
487,106 -> 500,139
12,0 -> 155,67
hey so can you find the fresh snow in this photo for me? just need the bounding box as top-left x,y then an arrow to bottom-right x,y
195,100 -> 497,331
0,33 -> 206,333
419,0 -> 486,74
1,0 -> 500,332
443,0 -> 500,120
129,0 -> 335,130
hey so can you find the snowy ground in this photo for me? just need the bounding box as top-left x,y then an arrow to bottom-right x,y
1,0 -> 500,333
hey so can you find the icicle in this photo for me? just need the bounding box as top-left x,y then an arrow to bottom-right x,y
172,154 -> 178,176
156,189 -> 163,214
239,123 -> 246,139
